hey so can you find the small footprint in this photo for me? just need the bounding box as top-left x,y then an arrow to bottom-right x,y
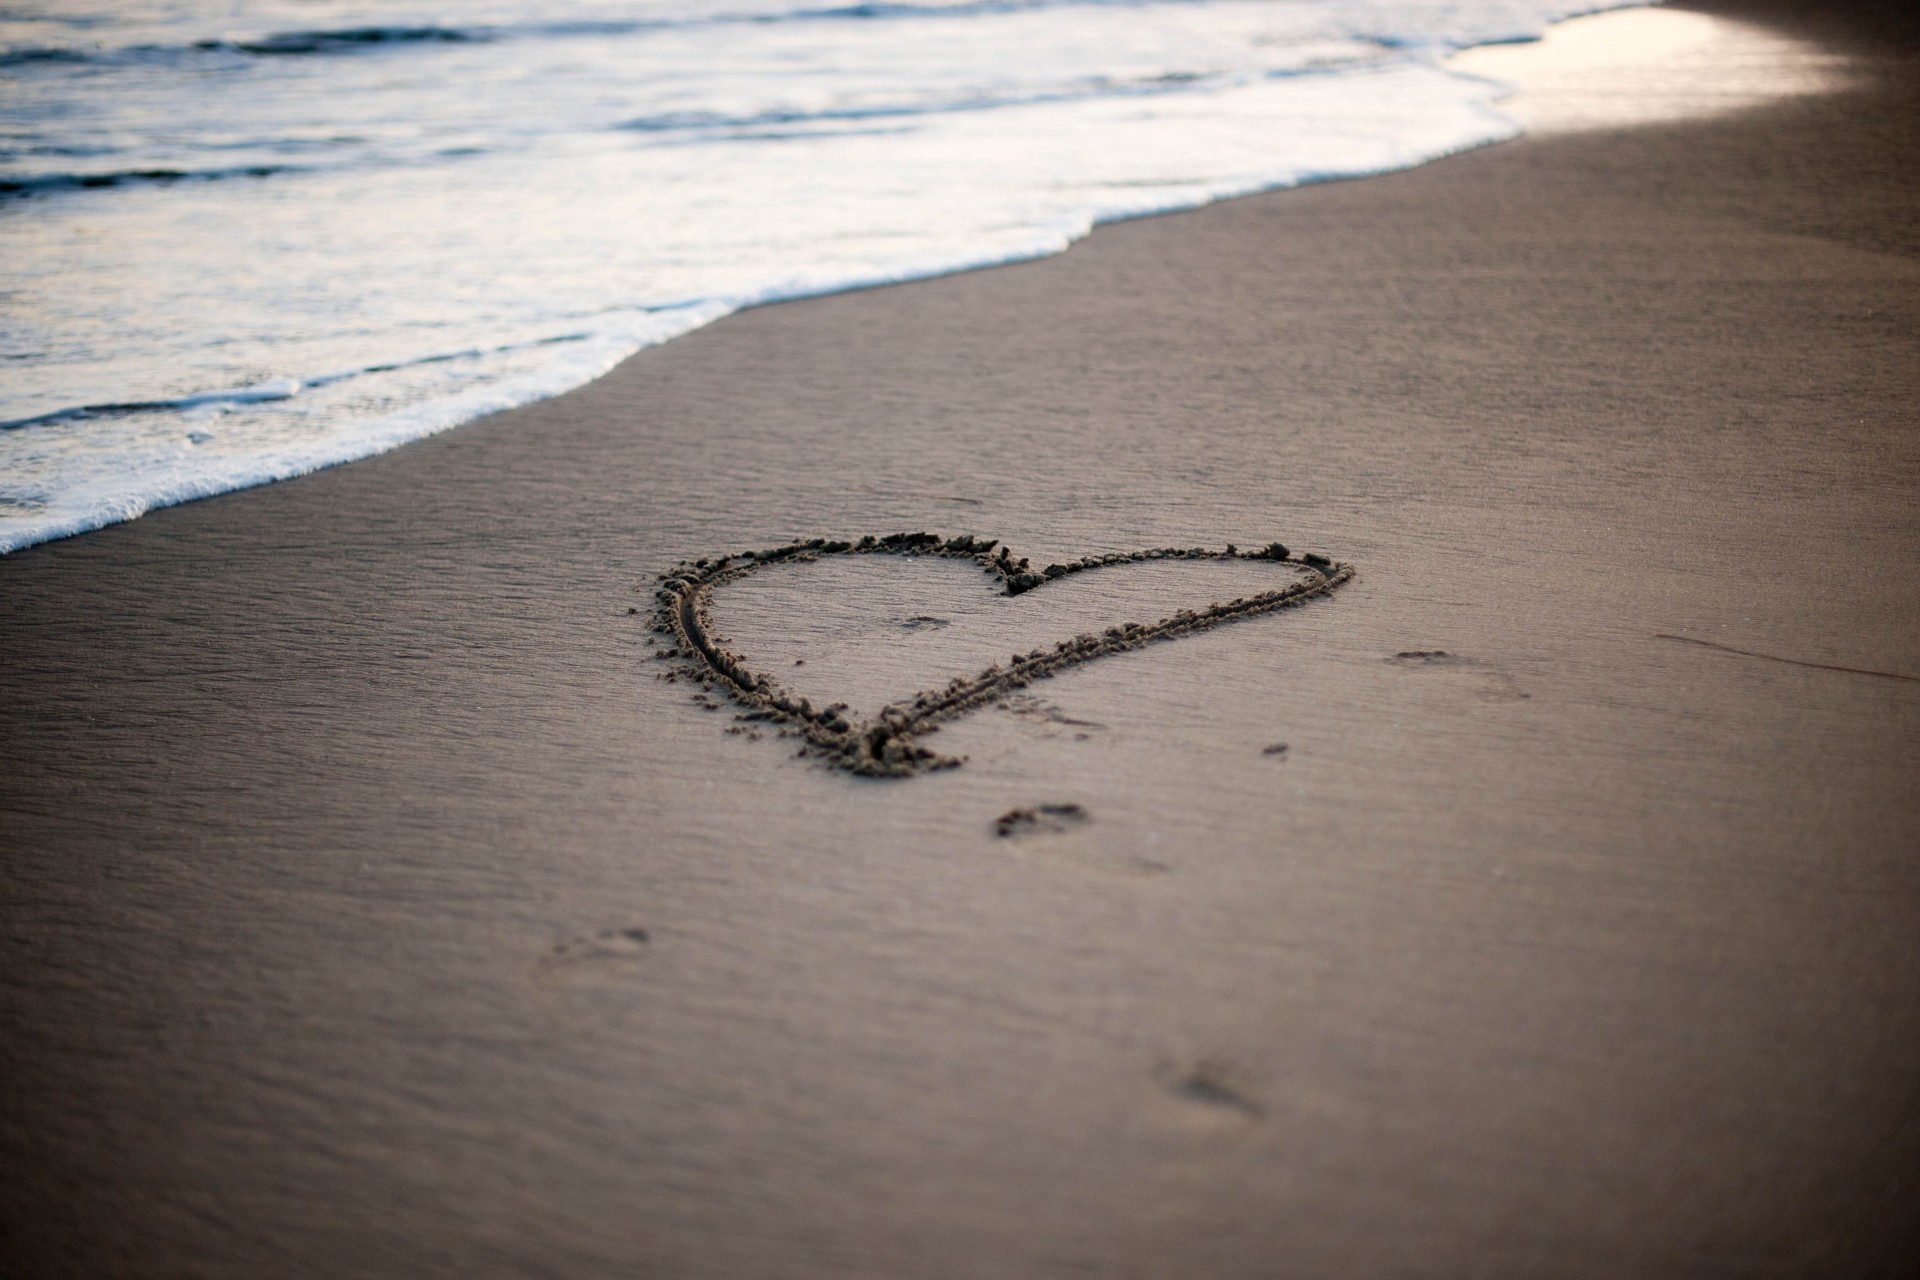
1261,742 -> 1289,757
896,614 -> 951,632
539,927 -> 650,978
993,803 -> 1090,839
1108,855 -> 1171,878
1157,1058 -> 1265,1120
1386,649 -> 1529,701
996,695 -> 1105,741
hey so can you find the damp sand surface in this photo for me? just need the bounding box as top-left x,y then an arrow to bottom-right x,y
3,2 -> 1919,1275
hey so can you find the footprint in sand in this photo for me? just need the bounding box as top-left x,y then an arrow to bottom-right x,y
538,927 -> 651,979
1386,649 -> 1530,702
995,694 -> 1106,742
993,803 -> 1091,839
991,804 -> 1168,877
1155,1058 -> 1266,1123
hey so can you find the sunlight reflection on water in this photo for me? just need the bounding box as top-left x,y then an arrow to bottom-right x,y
1450,8 -> 1854,134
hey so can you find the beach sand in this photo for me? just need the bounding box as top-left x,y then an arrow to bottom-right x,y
2,2 -> 1917,1275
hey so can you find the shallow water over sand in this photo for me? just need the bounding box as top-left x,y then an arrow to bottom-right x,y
2,0 -> 1634,552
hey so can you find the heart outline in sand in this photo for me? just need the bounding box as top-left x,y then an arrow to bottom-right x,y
648,532 -> 1354,777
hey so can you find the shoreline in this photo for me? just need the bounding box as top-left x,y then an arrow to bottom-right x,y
2,2 -> 1652,558
3,1 -> 1917,1275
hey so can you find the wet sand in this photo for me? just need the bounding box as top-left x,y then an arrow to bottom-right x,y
3,2 -> 1917,1275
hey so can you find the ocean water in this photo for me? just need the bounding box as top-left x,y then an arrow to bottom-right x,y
1,0 -> 1633,552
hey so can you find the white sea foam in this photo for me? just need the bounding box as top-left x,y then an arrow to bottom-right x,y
1,0 -> 1643,553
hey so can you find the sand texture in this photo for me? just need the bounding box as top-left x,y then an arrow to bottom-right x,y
2,2 -> 1917,1275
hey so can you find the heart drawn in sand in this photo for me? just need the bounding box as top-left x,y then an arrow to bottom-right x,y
648,533 -> 1354,777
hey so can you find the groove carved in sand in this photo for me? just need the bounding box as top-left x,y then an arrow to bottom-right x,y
648,533 -> 1354,777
